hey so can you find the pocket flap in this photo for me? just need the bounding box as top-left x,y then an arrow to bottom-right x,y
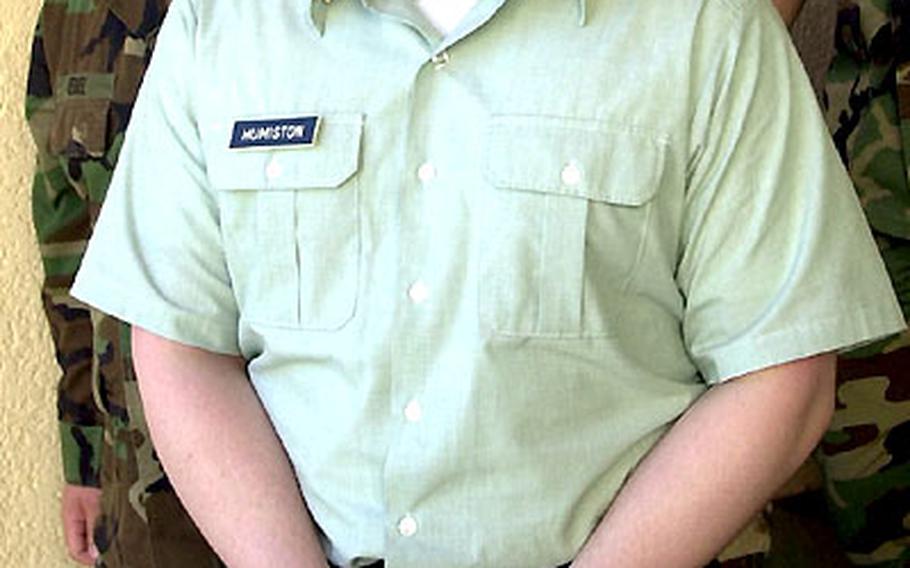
484,115 -> 667,206
207,112 -> 363,190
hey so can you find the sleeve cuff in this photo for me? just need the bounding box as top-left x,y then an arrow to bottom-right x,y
71,273 -> 241,357
60,422 -> 104,487
695,303 -> 908,385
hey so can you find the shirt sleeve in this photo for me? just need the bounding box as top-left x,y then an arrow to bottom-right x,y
72,0 -> 241,356
678,0 -> 906,384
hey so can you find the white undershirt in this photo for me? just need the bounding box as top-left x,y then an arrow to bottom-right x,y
415,0 -> 479,35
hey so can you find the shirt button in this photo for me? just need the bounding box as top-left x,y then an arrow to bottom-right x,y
417,162 -> 437,183
404,400 -> 423,423
408,281 -> 430,304
397,515 -> 418,537
561,162 -> 582,187
265,158 -> 283,180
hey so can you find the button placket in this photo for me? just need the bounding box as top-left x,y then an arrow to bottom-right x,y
561,161 -> 582,187
407,280 -> 430,304
417,162 -> 437,183
397,515 -> 418,537
265,157 -> 283,180
404,399 -> 423,423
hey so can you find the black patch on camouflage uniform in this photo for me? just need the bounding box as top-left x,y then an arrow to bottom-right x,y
137,0 -> 165,37
110,101 -> 134,137
54,346 -> 93,373
838,347 -> 910,394
58,389 -> 98,426
27,35 -> 51,98
106,2 -> 165,134
97,334 -> 116,368
67,155 -> 85,181
707,555 -> 765,568
52,302 -> 90,322
844,487 -> 910,554
832,14 -> 898,166
882,419 -> 910,466
98,379 -> 127,423
897,1 -> 910,69
71,427 -> 100,486
93,513 -> 116,557
869,23 -> 895,66
82,12 -> 128,71
822,423 -> 879,452
97,341 -> 128,422
146,474 -> 172,494
835,5 -> 867,63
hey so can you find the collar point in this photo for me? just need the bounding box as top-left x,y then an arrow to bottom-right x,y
306,0 -> 328,38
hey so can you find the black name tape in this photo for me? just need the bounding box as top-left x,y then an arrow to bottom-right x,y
229,116 -> 321,149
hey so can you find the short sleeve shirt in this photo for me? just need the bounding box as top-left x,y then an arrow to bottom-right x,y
73,0 -> 907,566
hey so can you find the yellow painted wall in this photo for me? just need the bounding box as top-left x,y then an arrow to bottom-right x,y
0,0 -> 79,564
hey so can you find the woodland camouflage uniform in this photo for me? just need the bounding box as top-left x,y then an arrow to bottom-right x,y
823,0 -> 910,565
26,1 -> 221,565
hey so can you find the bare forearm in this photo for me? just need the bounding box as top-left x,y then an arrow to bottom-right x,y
573,354 -> 835,568
133,328 -> 327,568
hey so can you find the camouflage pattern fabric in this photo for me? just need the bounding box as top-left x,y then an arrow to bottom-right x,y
715,510 -> 772,565
822,1 -> 910,565
26,1 -> 222,566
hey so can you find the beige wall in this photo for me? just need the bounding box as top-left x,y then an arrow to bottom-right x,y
0,0 -> 77,565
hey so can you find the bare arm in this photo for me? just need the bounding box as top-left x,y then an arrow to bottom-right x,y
772,0 -> 806,26
133,327 -> 328,568
573,353 -> 835,567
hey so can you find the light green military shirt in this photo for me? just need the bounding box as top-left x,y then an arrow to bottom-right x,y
73,0 -> 907,566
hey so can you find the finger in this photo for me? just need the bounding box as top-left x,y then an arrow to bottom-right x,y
83,490 -> 102,535
62,514 -> 95,565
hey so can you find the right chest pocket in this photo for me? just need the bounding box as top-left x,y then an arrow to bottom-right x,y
480,115 -> 666,337
208,113 -> 363,330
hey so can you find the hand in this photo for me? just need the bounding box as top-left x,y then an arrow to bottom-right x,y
61,484 -> 102,565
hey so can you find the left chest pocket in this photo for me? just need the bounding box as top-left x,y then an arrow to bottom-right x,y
208,113 -> 363,330
481,115 -> 668,338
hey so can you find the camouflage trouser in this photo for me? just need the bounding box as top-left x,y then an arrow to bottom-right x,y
95,481 -> 224,568
817,343 -> 910,567
90,314 -> 224,568
94,405 -> 224,568
708,555 -> 765,568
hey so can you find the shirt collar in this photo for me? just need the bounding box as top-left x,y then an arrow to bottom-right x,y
304,0 -> 588,38
304,0 -> 328,38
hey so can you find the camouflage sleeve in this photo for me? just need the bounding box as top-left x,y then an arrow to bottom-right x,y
27,12 -> 103,488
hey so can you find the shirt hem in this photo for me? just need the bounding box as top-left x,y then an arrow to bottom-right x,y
696,304 -> 908,385
71,276 -> 241,356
